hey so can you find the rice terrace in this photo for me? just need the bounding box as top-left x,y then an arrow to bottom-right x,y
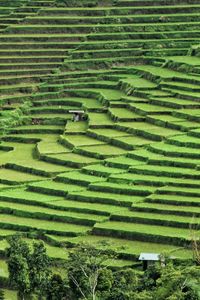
0,0 -> 200,298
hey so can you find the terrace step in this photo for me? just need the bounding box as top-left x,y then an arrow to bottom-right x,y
0,62 -> 60,70
38,5 -> 200,16
0,201 -> 107,226
0,214 -> 90,237
55,171 -> 106,186
88,181 -> 155,196
132,202 -> 200,217
111,210 -> 199,229
63,234 -> 192,260
28,180 -> 86,197
74,144 -> 128,159
0,168 -> 46,185
40,152 -> 100,168
146,193 -> 200,206
157,185 -> 200,197
116,121 -> 181,141
108,107 -> 143,122
67,189 -> 144,207
149,97 -> 200,109
93,220 -> 192,246
48,199 -> 127,216
0,187 -> 123,216
2,0 -> 200,261
129,164 -> 200,179
160,80 -> 200,92
167,134 -> 200,148
148,142 -> 200,159
116,0 -> 200,6
105,156 -> 146,169
23,12 -> 200,25
162,87 -> 200,102
109,172 -> 200,188
81,164 -> 127,177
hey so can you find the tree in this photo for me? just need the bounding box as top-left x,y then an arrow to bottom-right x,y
67,243 -> 115,300
0,290 -> 4,300
29,241 -> 51,297
151,263 -> 200,300
6,235 -> 31,260
8,254 -> 31,300
6,236 -> 52,299
46,273 -> 69,300
6,235 -> 31,300
106,268 -> 140,300
190,222 -> 200,265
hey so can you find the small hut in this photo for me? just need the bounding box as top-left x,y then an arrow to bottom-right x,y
139,253 -> 161,270
69,110 -> 85,122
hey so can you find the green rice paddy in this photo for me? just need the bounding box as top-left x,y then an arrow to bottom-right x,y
0,0 -> 200,283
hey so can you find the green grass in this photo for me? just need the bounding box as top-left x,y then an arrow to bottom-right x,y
86,88 -> 125,100
55,170 -> 106,185
0,187 -> 64,203
2,0 -> 200,265
78,144 -> 128,157
45,244 -> 68,260
132,202 -> 200,217
0,142 -> 71,173
149,142 -> 200,158
3,289 -> 18,300
88,112 -> 114,127
130,103 -> 173,114
129,164 -> 200,178
110,172 -> 200,188
82,163 -> 127,176
119,76 -> 157,89
111,210 -> 199,228
68,189 -> 144,207
117,122 -> 181,138
0,141 -> 72,175
28,180 -> 86,196
105,155 -> 146,169
0,259 -> 8,278
37,139 -> 71,155
147,194 -> 200,206
42,152 -> 99,166
167,56 -> 200,65
51,199 -> 130,215
0,201 -> 107,224
0,214 -> 90,236
61,134 -> 105,147
157,185 -> 200,197
0,168 -> 46,184
0,239 -> 8,251
65,121 -> 88,133
88,128 -> 128,138
112,135 -> 152,148
127,65 -> 186,78
93,220 -> 193,241
64,234 -> 192,259
89,181 -> 155,195
109,107 -> 142,120
167,134 -> 200,148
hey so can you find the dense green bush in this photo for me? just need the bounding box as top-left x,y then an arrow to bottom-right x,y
56,0 -> 98,7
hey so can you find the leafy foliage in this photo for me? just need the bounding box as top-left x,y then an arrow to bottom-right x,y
29,241 -> 51,296
46,274 -> 69,300
67,243 -> 115,300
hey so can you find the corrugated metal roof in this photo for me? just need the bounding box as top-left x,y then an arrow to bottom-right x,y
139,253 -> 160,261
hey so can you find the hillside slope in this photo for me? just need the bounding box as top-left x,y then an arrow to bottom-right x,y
1,0 -> 200,266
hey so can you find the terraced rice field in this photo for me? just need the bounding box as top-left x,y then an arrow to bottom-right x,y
1,0 -> 200,272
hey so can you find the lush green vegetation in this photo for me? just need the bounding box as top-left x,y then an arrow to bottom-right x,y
2,236 -> 200,300
1,0 -> 200,297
